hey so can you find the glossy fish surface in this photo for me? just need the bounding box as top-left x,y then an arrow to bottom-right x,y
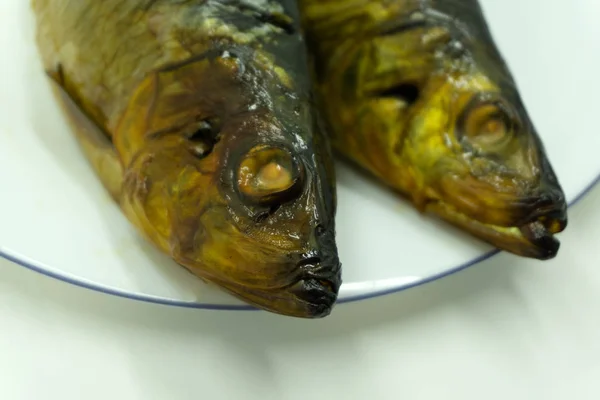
299,0 -> 568,259
31,0 -> 341,317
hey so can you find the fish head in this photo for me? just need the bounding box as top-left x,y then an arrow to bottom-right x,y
316,24 -> 567,259
388,62 -> 567,259
206,129 -> 341,318
115,51 -> 341,317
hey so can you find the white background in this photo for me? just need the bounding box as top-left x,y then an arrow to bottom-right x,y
1,183 -> 599,400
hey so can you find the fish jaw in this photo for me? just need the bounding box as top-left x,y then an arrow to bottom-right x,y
422,165 -> 568,260
205,257 -> 343,318
426,200 -> 566,260
402,117 -> 568,260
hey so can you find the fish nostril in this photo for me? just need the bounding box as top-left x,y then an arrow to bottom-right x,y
534,192 -> 556,208
537,185 -> 566,207
315,224 -> 326,237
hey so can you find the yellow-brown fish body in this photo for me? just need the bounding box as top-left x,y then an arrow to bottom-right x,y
32,0 -> 341,317
299,0 -> 567,259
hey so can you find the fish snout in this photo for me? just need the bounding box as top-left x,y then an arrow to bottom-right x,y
296,253 -> 342,293
291,250 -> 342,317
291,278 -> 338,317
521,188 -> 567,233
515,187 -> 567,259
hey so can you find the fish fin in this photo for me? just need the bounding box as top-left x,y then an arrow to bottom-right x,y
46,66 -> 124,201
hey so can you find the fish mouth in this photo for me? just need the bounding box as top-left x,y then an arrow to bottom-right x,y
431,172 -> 568,259
288,277 -> 339,317
291,257 -> 342,315
204,257 -> 342,318
426,200 -> 567,260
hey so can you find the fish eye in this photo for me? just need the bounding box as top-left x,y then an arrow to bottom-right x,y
457,93 -> 519,152
236,145 -> 305,206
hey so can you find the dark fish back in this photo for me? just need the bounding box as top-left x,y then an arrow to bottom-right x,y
427,0 -> 524,104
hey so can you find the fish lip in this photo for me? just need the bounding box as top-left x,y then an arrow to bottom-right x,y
515,192 -> 567,260
517,196 -> 568,233
519,221 -> 560,260
291,255 -> 342,317
290,278 -> 339,318
295,256 -> 342,294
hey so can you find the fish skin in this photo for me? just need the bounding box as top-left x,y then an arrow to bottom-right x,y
31,0 -> 341,317
299,0 -> 568,260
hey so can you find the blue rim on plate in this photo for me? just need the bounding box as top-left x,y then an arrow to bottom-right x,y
2,173 -> 599,311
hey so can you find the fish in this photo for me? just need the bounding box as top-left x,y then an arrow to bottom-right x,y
31,0 -> 342,318
298,0 -> 568,260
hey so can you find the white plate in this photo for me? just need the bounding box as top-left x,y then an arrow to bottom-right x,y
1,0 -> 598,310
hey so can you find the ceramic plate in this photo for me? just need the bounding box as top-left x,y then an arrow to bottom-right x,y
1,0 -> 599,310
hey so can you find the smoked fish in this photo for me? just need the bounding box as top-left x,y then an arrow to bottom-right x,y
299,0 -> 568,259
32,0 -> 342,317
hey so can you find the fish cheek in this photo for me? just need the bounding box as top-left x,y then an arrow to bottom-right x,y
503,134 -> 541,183
118,133 -> 219,259
183,163 -> 306,289
194,207 -> 301,289
123,153 -> 294,291
400,97 -> 457,201
353,99 -> 403,178
119,148 -> 176,254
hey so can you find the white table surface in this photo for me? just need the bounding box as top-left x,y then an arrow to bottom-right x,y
1,183 -> 599,400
